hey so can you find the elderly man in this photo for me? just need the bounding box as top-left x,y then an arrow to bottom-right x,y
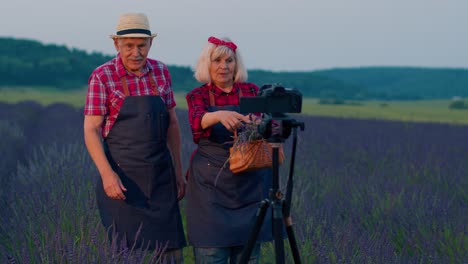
83,13 -> 186,262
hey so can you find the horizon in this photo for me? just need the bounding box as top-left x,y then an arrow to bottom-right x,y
4,35 -> 468,73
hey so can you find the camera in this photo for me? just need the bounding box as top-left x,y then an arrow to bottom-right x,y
239,84 -> 302,114
240,84 -> 304,141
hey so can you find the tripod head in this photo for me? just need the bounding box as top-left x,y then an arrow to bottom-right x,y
258,113 -> 305,143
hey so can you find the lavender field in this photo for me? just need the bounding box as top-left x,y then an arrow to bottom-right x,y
0,101 -> 466,263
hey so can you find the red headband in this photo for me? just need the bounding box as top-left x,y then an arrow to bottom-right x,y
208,36 -> 237,52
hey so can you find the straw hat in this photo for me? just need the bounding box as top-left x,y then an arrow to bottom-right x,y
110,13 -> 157,39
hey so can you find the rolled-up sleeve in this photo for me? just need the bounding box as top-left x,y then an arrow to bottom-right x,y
84,73 -> 107,116
186,87 -> 211,143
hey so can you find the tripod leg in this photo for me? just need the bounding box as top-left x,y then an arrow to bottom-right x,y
283,201 -> 302,264
239,200 -> 269,264
272,200 -> 285,263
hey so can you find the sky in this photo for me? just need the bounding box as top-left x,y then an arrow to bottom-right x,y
1,0 -> 467,71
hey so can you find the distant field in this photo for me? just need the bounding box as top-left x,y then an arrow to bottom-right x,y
301,98 -> 468,125
0,87 -> 88,108
1,88 -> 466,125
0,88 -> 187,109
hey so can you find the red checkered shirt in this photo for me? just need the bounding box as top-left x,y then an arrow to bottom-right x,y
84,55 -> 176,138
186,82 -> 259,144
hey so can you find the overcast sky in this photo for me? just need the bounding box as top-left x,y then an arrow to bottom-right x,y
1,0 -> 467,71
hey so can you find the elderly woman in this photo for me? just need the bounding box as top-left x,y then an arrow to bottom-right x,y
185,36 -> 273,263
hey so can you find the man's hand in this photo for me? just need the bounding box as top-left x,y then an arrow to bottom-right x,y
102,170 -> 127,200
84,115 -> 127,200
166,107 -> 185,201
175,167 -> 186,201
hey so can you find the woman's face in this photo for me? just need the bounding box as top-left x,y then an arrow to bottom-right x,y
114,38 -> 152,75
210,53 -> 236,88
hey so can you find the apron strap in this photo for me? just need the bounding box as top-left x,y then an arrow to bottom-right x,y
120,73 -> 159,97
121,77 -> 130,96
149,74 -> 159,96
209,88 -> 215,106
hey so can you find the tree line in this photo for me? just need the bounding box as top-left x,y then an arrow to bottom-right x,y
1,37 -> 467,100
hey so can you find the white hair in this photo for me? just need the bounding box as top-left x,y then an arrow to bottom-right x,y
194,37 -> 248,83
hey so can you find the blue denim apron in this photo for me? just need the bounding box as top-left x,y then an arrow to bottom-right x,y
186,86 -> 272,247
96,74 -> 186,250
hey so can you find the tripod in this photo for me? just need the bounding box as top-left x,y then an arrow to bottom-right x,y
239,119 -> 304,264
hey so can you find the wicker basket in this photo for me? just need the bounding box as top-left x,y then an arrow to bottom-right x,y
229,133 -> 285,174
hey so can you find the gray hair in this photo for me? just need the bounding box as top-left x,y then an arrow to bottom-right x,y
194,37 -> 248,83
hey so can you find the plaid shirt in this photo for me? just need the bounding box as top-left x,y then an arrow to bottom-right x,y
186,82 -> 259,144
84,55 -> 176,138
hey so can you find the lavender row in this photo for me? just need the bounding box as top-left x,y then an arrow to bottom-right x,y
0,102 -> 466,263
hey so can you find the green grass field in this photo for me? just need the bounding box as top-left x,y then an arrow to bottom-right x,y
301,98 -> 468,125
1,88 -> 466,125
0,87 -> 88,108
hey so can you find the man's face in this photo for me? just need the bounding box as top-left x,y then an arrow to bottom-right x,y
114,38 -> 152,74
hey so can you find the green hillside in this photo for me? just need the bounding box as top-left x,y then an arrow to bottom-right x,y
316,67 -> 468,99
0,37 -> 199,92
1,37 -> 467,101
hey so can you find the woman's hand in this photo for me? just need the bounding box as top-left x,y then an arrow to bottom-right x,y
216,110 -> 251,131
